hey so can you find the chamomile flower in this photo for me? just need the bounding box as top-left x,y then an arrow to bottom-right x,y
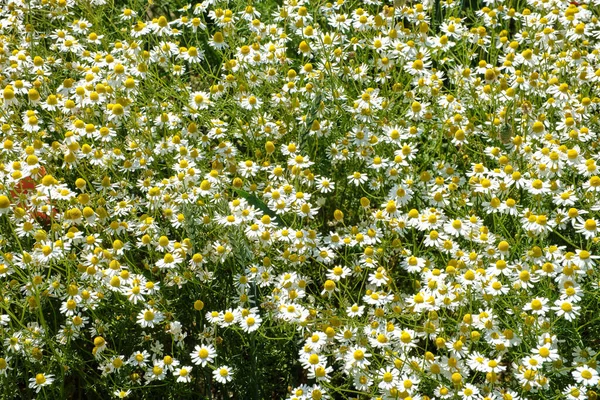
345,346 -> 371,370
572,366 -> 599,386
28,373 -> 54,393
113,389 -> 132,398
213,365 -> 233,384
191,344 -> 216,367
240,313 -> 262,333
348,171 -> 368,186
459,383 -> 480,399
189,91 -> 212,110
346,303 -> 365,317
316,177 -> 335,193
523,297 -> 549,316
240,95 -> 263,111
552,300 -> 581,321
128,350 -> 150,367
137,308 -> 164,328
326,265 -> 351,281
574,218 -> 599,239
174,366 -> 193,383
377,366 -> 399,390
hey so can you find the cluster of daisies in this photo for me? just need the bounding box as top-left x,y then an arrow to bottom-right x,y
1,0 -> 600,397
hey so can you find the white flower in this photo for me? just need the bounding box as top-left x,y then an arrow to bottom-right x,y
156,252 -> 182,269
316,177 -> 335,193
326,265 -> 351,281
136,308 -> 164,328
175,366 -> 193,383
523,297 -> 549,316
28,373 -> 54,393
553,299 -> 581,321
346,303 -> 365,317
345,347 -> 371,371
347,171 -> 368,186
0,195 -> 12,214
191,344 -> 216,367
128,350 -> 150,367
377,367 -> 399,390
218,308 -> 240,328
572,366 -> 599,386
213,365 -> 233,384
563,385 -> 586,400
189,91 -> 212,110
532,345 -> 560,362
240,95 -> 262,111
240,313 -> 262,333
113,389 -> 132,398
305,332 -> 328,351
0,355 -> 10,376
574,218 -> 598,239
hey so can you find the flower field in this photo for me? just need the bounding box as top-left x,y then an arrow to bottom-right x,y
1,0 -> 600,398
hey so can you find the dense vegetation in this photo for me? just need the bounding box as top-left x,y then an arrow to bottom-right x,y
0,0 -> 600,398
